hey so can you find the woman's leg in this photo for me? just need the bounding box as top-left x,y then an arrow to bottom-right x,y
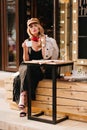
18,91 -> 27,109
19,63 -> 27,92
18,64 -> 28,116
30,66 -> 44,100
18,65 -> 43,116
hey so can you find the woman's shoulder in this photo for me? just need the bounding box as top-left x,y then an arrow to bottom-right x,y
46,35 -> 55,42
24,39 -> 32,47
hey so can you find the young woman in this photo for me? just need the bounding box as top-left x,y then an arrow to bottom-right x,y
18,18 -> 59,117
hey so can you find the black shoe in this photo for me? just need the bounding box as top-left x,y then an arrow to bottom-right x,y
20,112 -> 26,117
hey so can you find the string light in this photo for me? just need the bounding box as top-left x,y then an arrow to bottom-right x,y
59,0 -> 69,3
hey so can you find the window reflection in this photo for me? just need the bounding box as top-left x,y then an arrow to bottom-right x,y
7,0 -> 16,66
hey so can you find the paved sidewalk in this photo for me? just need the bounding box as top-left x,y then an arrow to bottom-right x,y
0,71 -> 14,80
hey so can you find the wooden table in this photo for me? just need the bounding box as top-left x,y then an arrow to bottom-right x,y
24,60 -> 73,124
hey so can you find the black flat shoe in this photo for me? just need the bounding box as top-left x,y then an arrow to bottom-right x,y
20,112 -> 26,117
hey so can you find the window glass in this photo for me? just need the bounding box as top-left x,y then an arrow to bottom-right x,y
7,0 -> 16,66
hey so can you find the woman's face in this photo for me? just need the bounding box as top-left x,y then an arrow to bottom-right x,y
29,23 -> 39,36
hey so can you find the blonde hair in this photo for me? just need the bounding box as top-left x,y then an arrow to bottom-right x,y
27,18 -> 44,38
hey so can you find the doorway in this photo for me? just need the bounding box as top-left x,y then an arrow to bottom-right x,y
31,0 -> 60,41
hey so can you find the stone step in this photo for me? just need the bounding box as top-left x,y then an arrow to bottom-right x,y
0,80 -> 4,88
0,87 -> 6,99
0,71 -> 14,88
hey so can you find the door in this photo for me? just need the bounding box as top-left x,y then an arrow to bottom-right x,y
32,0 -> 60,41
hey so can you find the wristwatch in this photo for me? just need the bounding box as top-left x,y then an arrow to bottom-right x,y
42,43 -> 45,48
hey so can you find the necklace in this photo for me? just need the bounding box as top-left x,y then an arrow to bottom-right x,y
31,37 -> 39,42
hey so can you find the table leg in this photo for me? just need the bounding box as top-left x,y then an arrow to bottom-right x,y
27,65 -> 31,118
52,66 -> 57,122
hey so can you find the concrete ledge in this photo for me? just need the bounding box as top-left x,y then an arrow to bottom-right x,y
0,80 -> 4,88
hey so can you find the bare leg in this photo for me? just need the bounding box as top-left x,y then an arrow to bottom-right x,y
18,91 -> 27,109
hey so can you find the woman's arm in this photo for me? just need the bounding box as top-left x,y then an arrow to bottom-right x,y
22,42 -> 29,61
